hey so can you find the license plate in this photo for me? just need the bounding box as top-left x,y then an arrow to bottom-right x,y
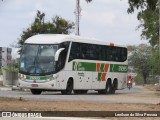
32,84 -> 38,87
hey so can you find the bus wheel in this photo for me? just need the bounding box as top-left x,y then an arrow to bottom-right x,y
74,90 -> 88,94
104,80 -> 112,94
110,86 -> 115,94
61,80 -> 73,95
98,81 -> 111,94
30,89 -> 42,95
110,81 -> 117,94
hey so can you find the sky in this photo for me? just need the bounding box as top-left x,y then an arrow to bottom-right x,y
0,0 -> 148,53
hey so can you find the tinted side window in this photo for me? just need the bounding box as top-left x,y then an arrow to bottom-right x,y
69,42 -> 127,62
106,46 -> 114,61
92,45 -> 102,60
79,43 -> 102,60
115,47 -> 121,62
121,48 -> 127,62
79,43 -> 87,59
103,46 -> 127,62
69,42 -> 80,61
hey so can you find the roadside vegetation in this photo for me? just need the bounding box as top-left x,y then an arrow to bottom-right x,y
0,69 -> 2,75
17,10 -> 75,53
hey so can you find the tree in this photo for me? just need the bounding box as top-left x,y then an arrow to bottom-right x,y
138,9 -> 159,47
129,44 -> 152,84
150,49 -> 160,75
127,0 -> 158,14
18,10 -> 74,52
127,0 -> 159,47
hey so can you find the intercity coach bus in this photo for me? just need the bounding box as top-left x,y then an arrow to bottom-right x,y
18,34 -> 128,95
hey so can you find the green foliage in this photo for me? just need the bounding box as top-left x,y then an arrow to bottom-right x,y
126,0 -> 160,83
127,0 -> 159,47
138,9 -> 159,47
129,45 -> 152,84
127,0 -> 158,14
18,10 -> 75,52
129,45 -> 160,84
0,69 -> 2,75
134,74 -> 144,85
2,65 -> 19,73
150,49 -> 160,75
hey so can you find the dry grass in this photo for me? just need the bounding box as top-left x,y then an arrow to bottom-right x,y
0,97 -> 160,112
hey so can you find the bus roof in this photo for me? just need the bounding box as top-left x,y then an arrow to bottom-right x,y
25,34 -> 126,48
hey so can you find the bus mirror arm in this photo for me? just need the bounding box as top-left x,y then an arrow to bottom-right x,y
55,48 -> 65,61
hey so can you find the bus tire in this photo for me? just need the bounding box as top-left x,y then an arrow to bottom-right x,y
110,86 -> 115,94
98,80 -> 111,94
74,90 -> 88,94
110,80 -> 117,94
105,80 -> 112,94
30,89 -> 42,95
61,79 -> 73,95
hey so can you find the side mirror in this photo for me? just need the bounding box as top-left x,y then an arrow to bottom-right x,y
55,48 -> 65,61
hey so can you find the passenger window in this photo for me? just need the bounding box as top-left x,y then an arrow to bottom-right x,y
121,48 -> 127,62
69,42 -> 80,61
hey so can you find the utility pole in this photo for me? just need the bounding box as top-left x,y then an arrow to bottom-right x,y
75,0 -> 81,36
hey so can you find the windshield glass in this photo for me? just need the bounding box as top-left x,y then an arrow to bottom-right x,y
19,44 -> 58,75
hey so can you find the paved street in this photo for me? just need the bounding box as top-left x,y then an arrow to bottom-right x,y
0,86 -> 159,104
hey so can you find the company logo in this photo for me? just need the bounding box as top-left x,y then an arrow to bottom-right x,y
73,62 -> 85,71
78,72 -> 85,77
73,62 -> 79,71
30,76 -> 40,80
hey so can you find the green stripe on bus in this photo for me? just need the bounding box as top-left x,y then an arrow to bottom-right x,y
110,64 -> 128,73
73,62 -> 128,73
26,75 -> 50,80
98,73 -> 102,81
73,62 -> 96,71
100,64 -> 105,72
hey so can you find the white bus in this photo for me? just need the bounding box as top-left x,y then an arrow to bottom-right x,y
18,34 -> 128,95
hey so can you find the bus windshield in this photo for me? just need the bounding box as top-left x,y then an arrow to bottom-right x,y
19,44 -> 58,75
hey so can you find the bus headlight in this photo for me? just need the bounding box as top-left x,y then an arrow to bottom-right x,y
47,74 -> 58,81
19,74 -> 26,81
53,74 -> 58,79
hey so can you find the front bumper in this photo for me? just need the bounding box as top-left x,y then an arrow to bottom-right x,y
18,79 -> 57,90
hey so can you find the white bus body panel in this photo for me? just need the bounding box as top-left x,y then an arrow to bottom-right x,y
19,34 -> 128,91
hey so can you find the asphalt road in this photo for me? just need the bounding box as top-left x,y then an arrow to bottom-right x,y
0,85 -> 154,103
